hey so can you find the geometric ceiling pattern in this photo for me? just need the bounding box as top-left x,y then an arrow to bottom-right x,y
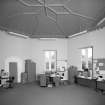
0,0 -> 105,38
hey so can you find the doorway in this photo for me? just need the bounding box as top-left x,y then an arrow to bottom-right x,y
9,62 -> 18,83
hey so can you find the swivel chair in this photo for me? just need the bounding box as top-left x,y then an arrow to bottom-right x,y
6,76 -> 15,88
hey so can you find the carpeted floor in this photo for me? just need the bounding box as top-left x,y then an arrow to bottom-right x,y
0,83 -> 105,105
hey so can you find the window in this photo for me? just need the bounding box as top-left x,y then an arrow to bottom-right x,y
81,47 -> 93,70
81,47 -> 93,78
44,50 -> 56,71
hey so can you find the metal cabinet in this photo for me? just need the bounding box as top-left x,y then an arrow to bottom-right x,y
97,81 -> 105,91
25,60 -> 36,82
39,74 -> 47,87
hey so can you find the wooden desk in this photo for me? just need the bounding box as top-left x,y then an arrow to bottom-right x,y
97,81 -> 105,91
39,74 -> 60,87
77,77 -> 96,89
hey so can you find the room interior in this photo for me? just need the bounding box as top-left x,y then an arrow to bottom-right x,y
0,0 -> 105,105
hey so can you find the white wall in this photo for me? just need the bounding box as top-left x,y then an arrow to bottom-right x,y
5,56 -> 24,82
0,31 -> 31,68
0,31 -> 31,82
2,27 -> 105,82
68,27 -> 105,70
0,31 -> 68,82
30,39 -> 68,75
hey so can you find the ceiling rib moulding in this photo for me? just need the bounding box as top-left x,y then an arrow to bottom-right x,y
16,0 -> 96,38
19,0 -> 96,21
1,0 -> 102,38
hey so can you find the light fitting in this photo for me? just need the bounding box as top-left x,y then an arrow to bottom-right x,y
68,30 -> 87,38
38,38 -> 57,40
8,31 -> 29,38
97,17 -> 105,26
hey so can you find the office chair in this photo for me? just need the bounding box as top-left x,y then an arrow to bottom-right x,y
6,76 -> 15,88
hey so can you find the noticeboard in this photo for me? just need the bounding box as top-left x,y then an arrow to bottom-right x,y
93,58 -> 105,70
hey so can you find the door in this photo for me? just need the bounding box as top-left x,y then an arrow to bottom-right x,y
9,62 -> 18,83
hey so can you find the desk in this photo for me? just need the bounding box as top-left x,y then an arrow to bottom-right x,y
46,75 -> 60,87
39,74 -> 60,87
77,77 -> 96,89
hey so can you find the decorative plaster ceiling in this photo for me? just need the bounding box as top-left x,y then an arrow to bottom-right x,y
0,0 -> 105,38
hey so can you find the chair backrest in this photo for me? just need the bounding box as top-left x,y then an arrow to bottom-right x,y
9,76 -> 15,82
62,73 -> 64,76
60,73 -> 65,80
